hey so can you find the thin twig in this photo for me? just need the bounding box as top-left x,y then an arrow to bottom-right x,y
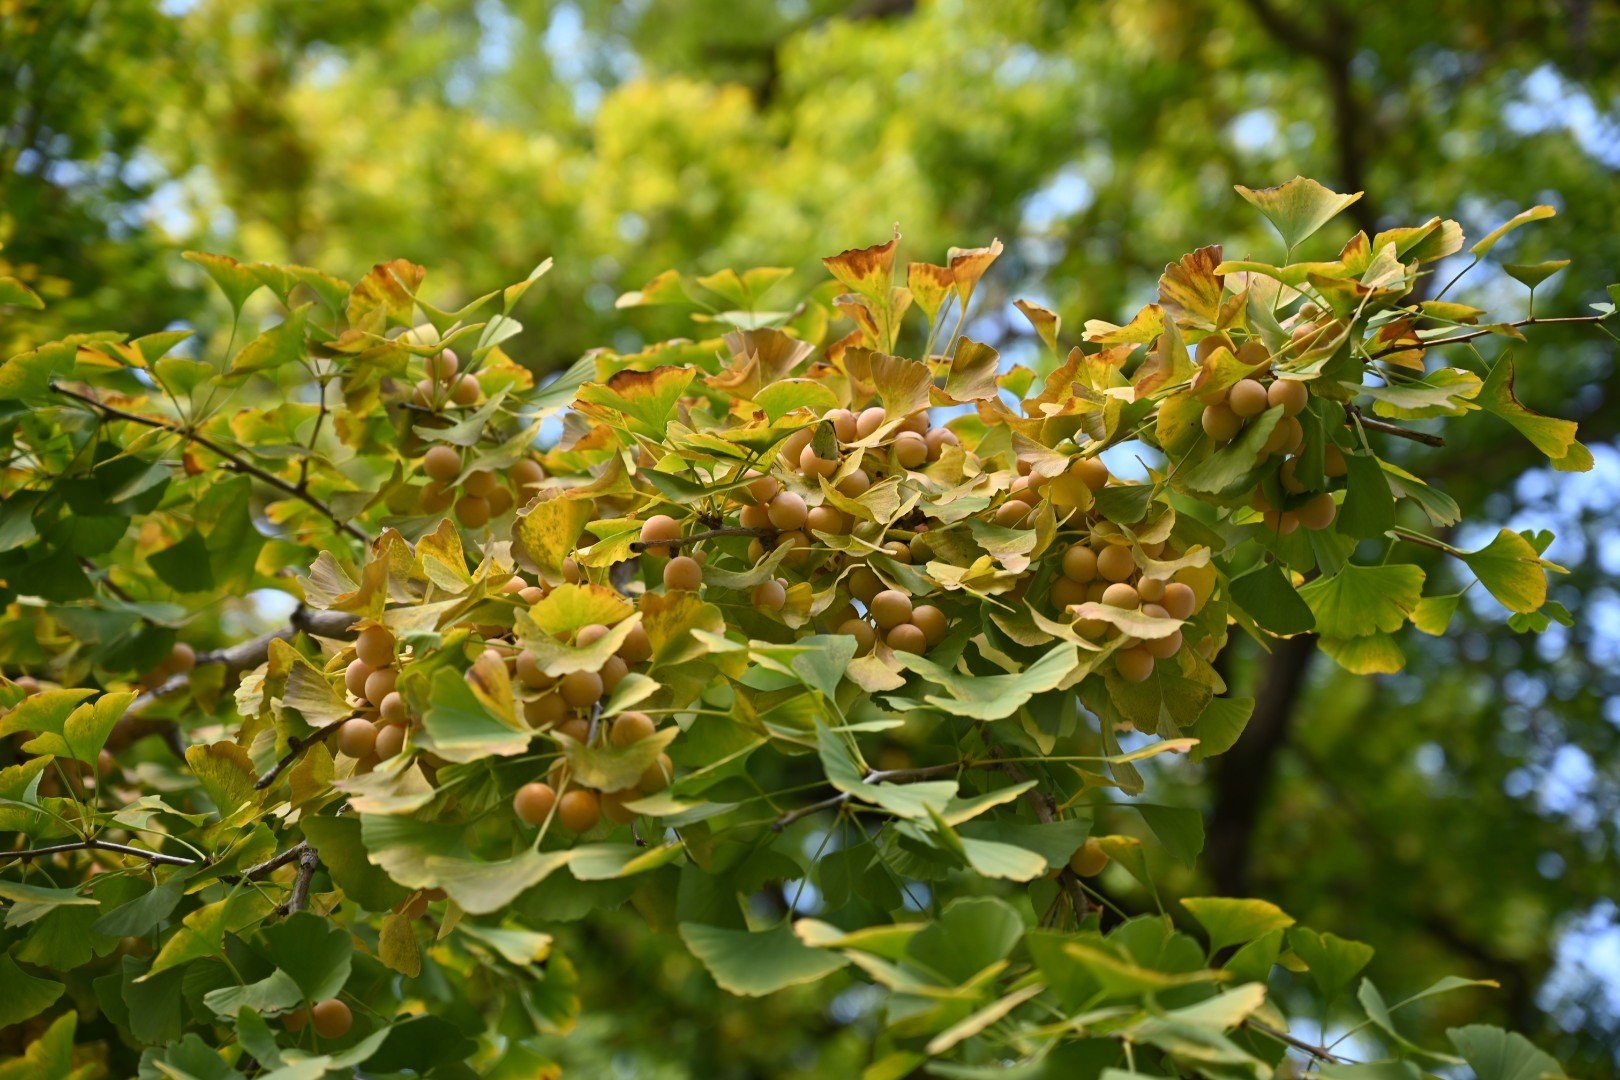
629,526 -> 774,553
124,606 -> 357,723
1345,405 -> 1445,448
254,718 -> 350,791
49,381 -> 369,544
1,838 -> 195,868
1365,314 -> 1606,362
989,747 -> 1093,921
769,762 -> 966,831
1247,1019 -> 1348,1065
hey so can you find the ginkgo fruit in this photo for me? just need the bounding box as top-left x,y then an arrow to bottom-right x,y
338,718 -> 378,759
610,711 -> 657,747
559,670 -> 604,709
869,589 -> 912,630
1069,838 -> 1110,877
513,782 -> 557,826
664,555 -> 703,591
423,445 -> 461,482
557,789 -> 601,833
310,998 -> 353,1039
355,625 -> 395,668
639,514 -> 681,555
752,579 -> 787,611
767,492 -> 808,530
374,723 -> 406,760
1228,378 -> 1269,418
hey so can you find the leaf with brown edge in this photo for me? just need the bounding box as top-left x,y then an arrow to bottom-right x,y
1085,303 -> 1165,346
907,262 -> 954,323
842,348 -> 933,418
347,258 -> 426,333
823,228 -> 899,300
1013,300 -> 1060,353
947,239 -> 1003,304
1159,245 -> 1225,331
711,328 -> 814,399
575,364 -> 696,438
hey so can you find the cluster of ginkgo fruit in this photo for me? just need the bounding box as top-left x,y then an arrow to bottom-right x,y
1049,524 -> 1217,683
1193,335 -> 1343,535
336,624 -> 413,765
417,443 -> 545,529
505,617 -> 674,832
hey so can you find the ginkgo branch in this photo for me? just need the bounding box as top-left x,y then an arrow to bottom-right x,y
629,525 -> 775,553
770,762 -> 966,830
254,718 -> 352,791
1365,313 -> 1606,362
49,381 -> 370,544
1345,405 -> 1446,448
0,838 -> 196,868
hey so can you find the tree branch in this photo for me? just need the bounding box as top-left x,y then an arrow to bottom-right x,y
1365,314 -> 1606,362
1208,634 -> 1317,896
1346,406 -> 1446,448
285,846 -> 320,913
1,838 -> 196,868
49,381 -> 369,544
988,748 -> 1093,922
769,762 -> 967,831
254,718 -> 350,791
629,525 -> 774,554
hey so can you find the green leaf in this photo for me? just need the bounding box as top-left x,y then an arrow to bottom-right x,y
262,912 -> 352,1002
1502,260 -> 1568,291
1235,177 -> 1363,251
203,970 -> 302,1019
0,952 -> 64,1028
1478,356 -> 1589,471
420,667 -> 530,764
1228,563 -> 1314,636
908,897 -> 1025,983
0,880 -> 98,929
1135,804 -> 1204,866
1447,1025 -> 1564,1080
93,875 -> 187,937
1180,407 -> 1283,497
1411,594 -> 1463,636
1299,564 -> 1424,639
1187,696 -> 1255,763
183,251 -> 265,316
1290,927 -> 1373,1005
1469,205 -> 1555,257
1461,529 -> 1549,614
18,690 -> 135,764
1182,897 -> 1294,954
1335,453 -> 1396,540
892,643 -> 1080,722
423,848 -> 575,915
298,816 -> 408,912
229,307 -> 309,374
0,688 -> 96,740
0,277 -> 45,309
679,922 -> 847,997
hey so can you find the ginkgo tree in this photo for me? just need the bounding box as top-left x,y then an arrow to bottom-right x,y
0,178 -> 1613,1078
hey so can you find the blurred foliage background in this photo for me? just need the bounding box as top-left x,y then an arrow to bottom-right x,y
4,0 -> 1619,1073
